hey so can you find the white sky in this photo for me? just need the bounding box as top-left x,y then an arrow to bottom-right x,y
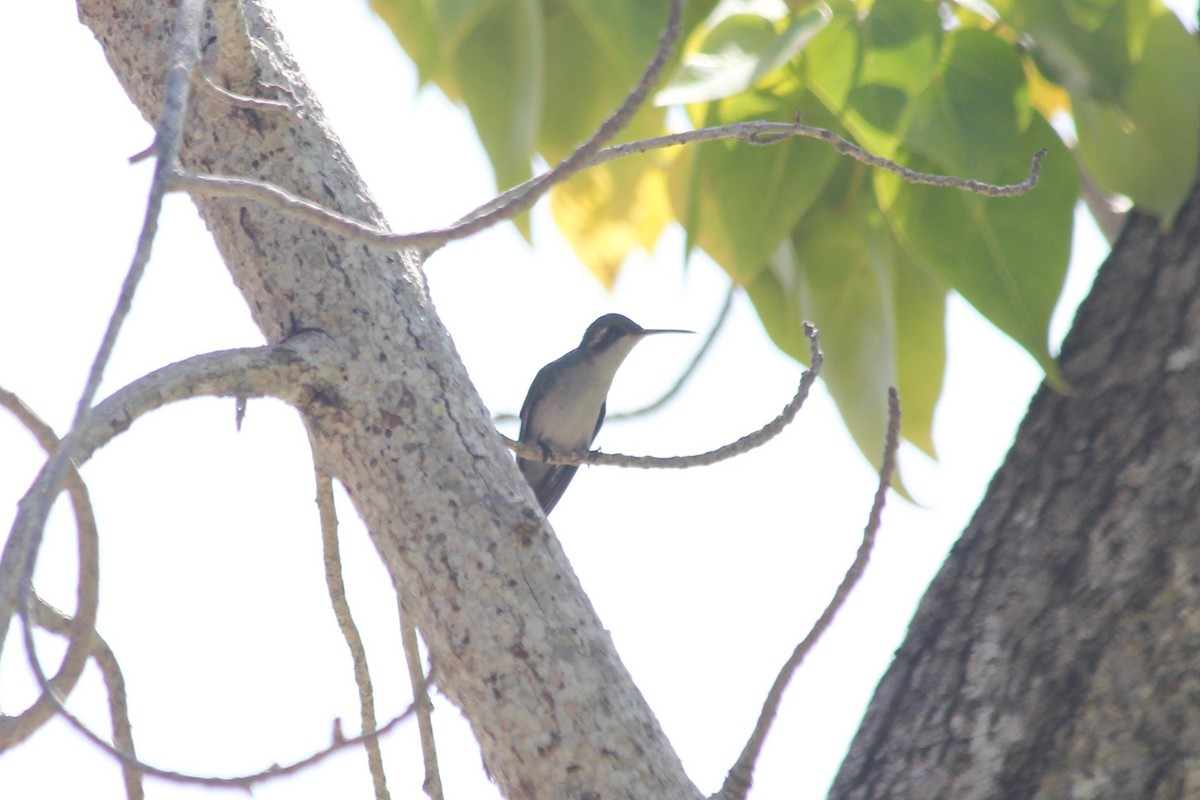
1,2 -> 1195,799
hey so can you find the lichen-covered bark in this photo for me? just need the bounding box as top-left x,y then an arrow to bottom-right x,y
831,187 -> 1200,799
75,2 -> 700,797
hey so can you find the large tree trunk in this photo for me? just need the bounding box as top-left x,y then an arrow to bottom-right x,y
77,2 -> 699,798
830,187 -> 1200,797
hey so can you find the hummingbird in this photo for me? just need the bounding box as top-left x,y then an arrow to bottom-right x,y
518,313 -> 691,515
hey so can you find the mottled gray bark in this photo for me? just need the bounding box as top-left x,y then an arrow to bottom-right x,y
830,187 -> 1200,799
75,2 -> 699,798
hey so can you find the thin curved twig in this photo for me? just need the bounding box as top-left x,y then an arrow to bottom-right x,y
714,387 -> 902,800
175,127 -> 1046,254
70,334 -> 342,467
27,596 -> 143,800
400,609 -> 444,800
19,601 -> 428,790
446,0 -> 684,233
175,0 -> 684,255
0,0 -> 207,658
0,389 -> 100,752
6,336 -> 410,789
2,338 -> 338,759
314,465 -> 390,800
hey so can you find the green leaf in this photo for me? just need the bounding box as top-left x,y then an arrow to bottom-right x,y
892,241 -> 946,459
451,0 -> 541,195
656,7 -> 832,106
669,92 -> 842,284
539,3 -> 638,160
790,203 -> 903,468
540,0 -> 717,161
804,0 -> 944,158
436,0 -> 505,60
745,192 -> 943,484
1002,0 -> 1155,99
902,29 -> 1030,182
876,115 -> 1077,384
564,0 -> 718,85
1074,10 -> 1200,220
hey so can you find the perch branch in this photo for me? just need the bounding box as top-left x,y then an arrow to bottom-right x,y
502,324 -> 822,469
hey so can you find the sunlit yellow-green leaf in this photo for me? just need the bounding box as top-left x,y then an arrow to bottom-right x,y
669,92 -> 842,284
550,139 -> 674,289
1024,58 -> 1072,122
656,6 -> 831,106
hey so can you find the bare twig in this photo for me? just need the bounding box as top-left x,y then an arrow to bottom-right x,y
502,324 -> 822,469
600,124 -> 1047,198
196,68 -> 299,113
4,336 -> 410,790
2,338 -> 341,727
0,0 -> 207,655
66,335 -> 342,467
314,466 -> 390,800
18,602 -> 427,790
27,597 -> 143,800
713,388 -> 902,800
172,0 -> 686,253
400,610 -> 444,800
176,124 -> 1046,254
0,389 -> 99,751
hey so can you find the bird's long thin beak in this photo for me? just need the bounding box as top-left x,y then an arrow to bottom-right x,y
639,328 -> 693,337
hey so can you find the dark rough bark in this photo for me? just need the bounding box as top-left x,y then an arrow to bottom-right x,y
830,185 -> 1200,799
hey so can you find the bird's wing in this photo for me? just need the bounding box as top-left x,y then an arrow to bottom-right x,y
518,363 -> 552,440
592,400 -> 607,444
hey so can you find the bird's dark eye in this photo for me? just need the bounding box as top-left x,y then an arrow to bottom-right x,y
599,327 -> 623,347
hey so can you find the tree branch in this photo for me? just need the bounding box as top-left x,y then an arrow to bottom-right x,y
0,0 -> 207,661
175,127 -> 1046,255
314,464 -> 390,800
715,387 -> 902,800
0,389 -> 99,751
4,341 -> 424,790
